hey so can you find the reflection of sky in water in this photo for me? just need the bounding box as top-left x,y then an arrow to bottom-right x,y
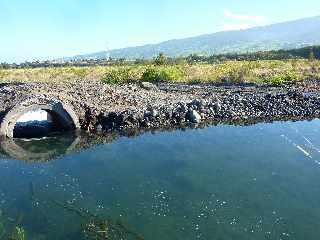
1,120 -> 320,239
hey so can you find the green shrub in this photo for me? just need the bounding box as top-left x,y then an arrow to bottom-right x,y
267,71 -> 300,85
228,66 -> 251,83
220,63 -> 256,83
101,68 -> 133,84
142,67 -> 184,82
154,52 -> 168,66
69,67 -> 88,79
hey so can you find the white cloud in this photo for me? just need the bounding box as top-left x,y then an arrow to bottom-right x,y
223,10 -> 266,23
218,24 -> 251,31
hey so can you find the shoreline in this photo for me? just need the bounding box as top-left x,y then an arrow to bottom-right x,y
95,80 -> 320,133
1,116 -> 319,163
1,80 -> 320,136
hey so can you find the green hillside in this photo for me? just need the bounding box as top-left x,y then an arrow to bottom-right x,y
68,16 -> 320,60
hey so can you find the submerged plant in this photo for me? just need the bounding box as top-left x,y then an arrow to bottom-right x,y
9,227 -> 26,240
53,200 -> 144,240
1,215 -> 27,240
3,213 -> 27,240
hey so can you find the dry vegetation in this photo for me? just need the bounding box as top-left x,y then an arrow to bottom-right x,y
0,60 -> 319,85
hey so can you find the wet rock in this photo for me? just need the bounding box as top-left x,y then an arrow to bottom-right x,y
144,108 -> 159,119
214,101 -> 222,112
96,124 -> 103,132
150,109 -> 158,117
190,99 -> 203,109
187,110 -> 201,123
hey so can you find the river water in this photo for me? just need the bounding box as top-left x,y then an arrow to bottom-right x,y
1,120 -> 320,239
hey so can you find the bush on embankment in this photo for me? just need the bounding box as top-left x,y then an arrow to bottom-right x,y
0,60 -> 319,85
141,66 -> 184,82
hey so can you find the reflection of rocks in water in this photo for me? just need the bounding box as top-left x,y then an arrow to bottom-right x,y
0,126 -> 184,163
0,127 -> 179,163
0,134 -> 76,162
0,132 -> 120,163
0,117 -> 308,163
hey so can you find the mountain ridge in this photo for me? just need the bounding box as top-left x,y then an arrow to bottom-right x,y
67,15 -> 320,60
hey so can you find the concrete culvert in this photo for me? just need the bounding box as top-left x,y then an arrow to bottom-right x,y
0,98 -> 80,138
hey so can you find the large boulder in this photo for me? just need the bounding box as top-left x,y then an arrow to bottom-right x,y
187,110 -> 201,123
140,82 -> 158,91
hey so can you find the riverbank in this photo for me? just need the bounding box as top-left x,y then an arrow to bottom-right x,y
95,80 -> 320,132
1,79 -> 320,136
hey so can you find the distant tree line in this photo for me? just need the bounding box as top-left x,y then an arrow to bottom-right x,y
185,46 -> 320,63
1,46 -> 319,69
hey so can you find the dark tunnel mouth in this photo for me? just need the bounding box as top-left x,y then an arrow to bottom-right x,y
12,109 -> 76,139
0,100 -> 80,139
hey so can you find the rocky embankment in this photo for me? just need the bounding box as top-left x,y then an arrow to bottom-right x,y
1,80 -> 320,134
95,81 -> 320,132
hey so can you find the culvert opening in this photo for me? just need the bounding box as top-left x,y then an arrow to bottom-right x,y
13,109 -> 59,138
0,100 -> 80,139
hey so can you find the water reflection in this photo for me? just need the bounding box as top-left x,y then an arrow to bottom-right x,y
0,125 -> 204,162
0,132 -> 121,162
0,135 -> 78,162
1,120 -> 320,239
0,119 -> 314,163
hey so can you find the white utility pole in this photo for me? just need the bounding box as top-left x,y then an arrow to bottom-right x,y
105,42 -> 110,60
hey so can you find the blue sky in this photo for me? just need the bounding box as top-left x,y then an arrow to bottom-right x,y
0,0 -> 319,63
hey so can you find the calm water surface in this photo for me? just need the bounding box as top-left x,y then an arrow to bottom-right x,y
1,120 -> 320,239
